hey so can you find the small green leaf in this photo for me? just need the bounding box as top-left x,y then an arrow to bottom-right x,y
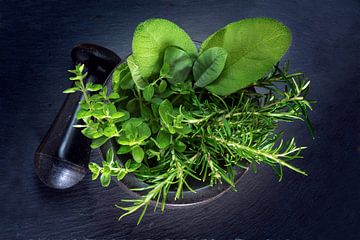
100,173 -> 111,187
141,105 -> 152,121
156,130 -> 171,149
127,55 -> 148,89
132,146 -> 145,163
158,80 -> 167,93
117,169 -> 127,181
125,160 -> 141,172
126,99 -> 139,115
76,109 -> 92,119
87,83 -> 103,92
174,140 -> 186,152
81,126 -> 103,139
109,92 -> 120,99
193,47 -> 228,88
88,162 -> 101,180
111,111 -> 126,119
160,46 -> 193,84
158,99 -> 173,126
103,126 -> 117,138
91,136 -> 109,149
117,145 -> 132,154
62,87 -> 79,93
143,85 -> 154,101
106,148 -> 114,163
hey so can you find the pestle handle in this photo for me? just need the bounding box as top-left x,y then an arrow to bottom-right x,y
35,43 -> 121,189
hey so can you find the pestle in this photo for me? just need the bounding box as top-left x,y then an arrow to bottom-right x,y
34,43 -> 121,189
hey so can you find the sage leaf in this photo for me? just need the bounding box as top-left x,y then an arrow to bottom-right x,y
132,18 -> 197,79
127,55 -> 148,89
160,46 -> 193,84
201,18 -> 291,95
132,146 -> 145,163
193,47 -> 228,88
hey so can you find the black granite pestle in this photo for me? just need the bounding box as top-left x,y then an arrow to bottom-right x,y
34,43 -> 121,189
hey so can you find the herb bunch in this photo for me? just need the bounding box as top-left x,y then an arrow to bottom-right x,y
63,18 -> 314,224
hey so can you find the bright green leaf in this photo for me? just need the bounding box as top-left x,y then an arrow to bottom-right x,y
132,146 -> 145,163
117,169 -> 127,181
117,145 -> 132,155
100,173 -> 111,187
132,18 -> 197,79
193,47 -> 228,88
127,55 -> 148,89
91,136 -> 109,149
106,148 -> 114,163
62,87 -> 79,94
87,83 -> 103,92
201,18 -> 292,95
143,85 -> 154,101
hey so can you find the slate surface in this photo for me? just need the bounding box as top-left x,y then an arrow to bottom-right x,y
0,0 -> 359,239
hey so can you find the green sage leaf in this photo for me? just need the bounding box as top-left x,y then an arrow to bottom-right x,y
160,46 -> 193,84
127,55 -> 148,89
201,18 -> 291,95
193,47 -> 228,88
132,18 -> 197,79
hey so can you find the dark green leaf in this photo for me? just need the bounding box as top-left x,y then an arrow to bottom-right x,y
156,130 -> 171,149
160,46 -> 193,84
174,140 -> 186,152
125,160 -> 141,172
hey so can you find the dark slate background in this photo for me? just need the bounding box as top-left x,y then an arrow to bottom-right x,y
1,0 -> 359,239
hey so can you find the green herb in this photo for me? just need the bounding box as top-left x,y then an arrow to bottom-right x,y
63,17 -> 315,224
201,18 -> 292,95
